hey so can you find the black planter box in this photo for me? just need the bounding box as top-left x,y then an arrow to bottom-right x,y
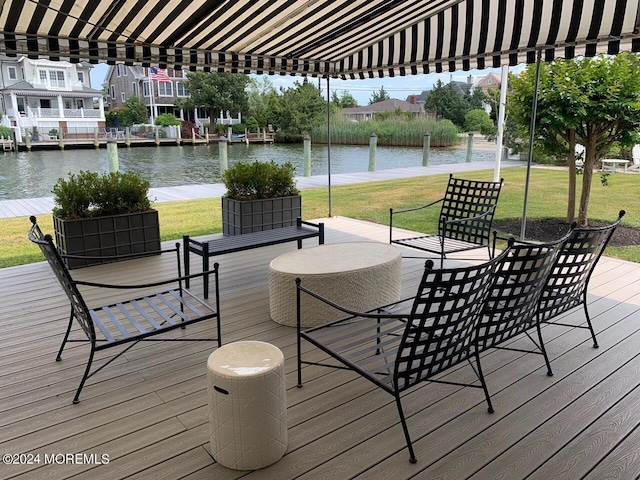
53,210 -> 161,269
222,196 -> 302,236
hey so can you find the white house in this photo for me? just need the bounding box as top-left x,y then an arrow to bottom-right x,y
0,55 -> 105,140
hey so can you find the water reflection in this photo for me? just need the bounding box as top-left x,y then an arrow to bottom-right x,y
0,143 -> 495,200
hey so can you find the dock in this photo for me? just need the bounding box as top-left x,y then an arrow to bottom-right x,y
10,130 -> 275,152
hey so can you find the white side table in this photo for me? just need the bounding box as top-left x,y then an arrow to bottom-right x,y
207,341 -> 287,470
269,242 -> 402,327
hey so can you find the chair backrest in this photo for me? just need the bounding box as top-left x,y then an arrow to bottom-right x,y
28,216 -> 96,340
538,210 -> 626,322
632,144 -> 640,165
394,252 -> 506,391
476,240 -> 563,352
439,174 -> 503,244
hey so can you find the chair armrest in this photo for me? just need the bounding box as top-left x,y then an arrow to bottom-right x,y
296,279 -> 410,331
390,198 -> 443,217
74,263 -> 219,291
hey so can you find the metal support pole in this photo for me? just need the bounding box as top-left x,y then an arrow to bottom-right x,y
521,50 -> 543,241
326,77 -> 332,217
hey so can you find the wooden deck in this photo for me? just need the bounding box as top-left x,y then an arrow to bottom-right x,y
1,217 -> 640,479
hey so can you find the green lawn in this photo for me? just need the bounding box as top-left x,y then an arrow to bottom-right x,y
4,166 -> 637,269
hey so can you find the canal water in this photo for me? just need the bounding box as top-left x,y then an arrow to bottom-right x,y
0,143 -> 496,200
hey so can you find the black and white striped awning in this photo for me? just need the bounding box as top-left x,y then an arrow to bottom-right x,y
1,0 -> 639,78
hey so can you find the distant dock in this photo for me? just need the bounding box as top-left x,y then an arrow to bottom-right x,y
10,130 -> 274,152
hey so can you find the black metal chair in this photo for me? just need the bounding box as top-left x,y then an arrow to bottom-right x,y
296,252 -> 506,463
538,210 -> 626,348
389,174 -> 503,266
476,238 -> 565,377
28,216 -> 222,404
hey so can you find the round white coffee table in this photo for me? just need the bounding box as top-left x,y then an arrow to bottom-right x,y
269,242 -> 402,327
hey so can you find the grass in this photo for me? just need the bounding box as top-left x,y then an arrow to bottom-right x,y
4,166 -> 638,269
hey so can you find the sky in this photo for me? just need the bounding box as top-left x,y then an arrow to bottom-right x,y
89,63 -> 512,105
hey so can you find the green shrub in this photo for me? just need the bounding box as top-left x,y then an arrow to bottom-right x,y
52,171 -> 151,219
231,123 -> 246,134
464,109 -> 496,136
310,115 -> 461,147
222,161 -> 298,201
154,113 -> 181,126
0,125 -> 12,139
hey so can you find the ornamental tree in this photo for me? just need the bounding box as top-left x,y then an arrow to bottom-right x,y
509,53 -> 640,225
176,72 -> 250,124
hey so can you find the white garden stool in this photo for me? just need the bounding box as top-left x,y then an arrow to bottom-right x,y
207,341 -> 287,470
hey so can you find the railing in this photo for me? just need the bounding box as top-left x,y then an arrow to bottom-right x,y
33,108 -> 103,119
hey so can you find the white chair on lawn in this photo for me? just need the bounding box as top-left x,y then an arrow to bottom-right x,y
628,144 -> 640,172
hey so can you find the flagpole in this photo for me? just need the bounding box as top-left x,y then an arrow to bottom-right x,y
149,72 -> 156,124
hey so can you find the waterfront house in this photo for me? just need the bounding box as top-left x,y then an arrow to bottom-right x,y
105,66 -> 241,130
340,98 -> 423,122
0,55 -> 105,141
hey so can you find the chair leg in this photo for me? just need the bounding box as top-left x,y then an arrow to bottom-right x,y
535,322 -> 553,376
582,300 -> 599,348
474,349 -> 494,414
56,309 -> 74,361
73,344 -> 96,404
394,392 -> 417,464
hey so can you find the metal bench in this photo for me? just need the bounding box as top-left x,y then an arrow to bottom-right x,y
183,218 -> 324,298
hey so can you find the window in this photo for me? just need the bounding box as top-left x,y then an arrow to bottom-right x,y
143,81 -> 150,97
116,65 -> 122,77
77,99 -> 84,109
64,100 -> 72,109
132,82 -> 138,96
111,85 -> 115,99
176,81 -> 189,97
7,66 -> 17,80
39,69 -> 66,87
121,92 -> 126,102
157,82 -> 173,97
77,72 -> 84,83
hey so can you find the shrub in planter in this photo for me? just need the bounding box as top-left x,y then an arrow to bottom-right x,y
52,171 -> 160,268
221,161 -> 301,235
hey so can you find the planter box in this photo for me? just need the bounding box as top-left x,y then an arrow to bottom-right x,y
222,196 -> 302,236
53,210 -> 161,269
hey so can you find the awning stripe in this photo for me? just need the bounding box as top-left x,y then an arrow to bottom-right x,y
0,0 -> 638,77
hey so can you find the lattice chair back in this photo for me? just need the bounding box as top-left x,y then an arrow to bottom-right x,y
538,210 -> 625,325
476,240 -> 562,353
439,175 -> 503,244
28,216 -> 96,341
394,253 -> 504,391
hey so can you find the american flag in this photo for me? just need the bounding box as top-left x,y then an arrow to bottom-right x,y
149,67 -> 171,82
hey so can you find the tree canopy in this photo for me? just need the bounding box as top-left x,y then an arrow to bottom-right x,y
369,86 -> 390,104
423,80 -> 487,128
509,53 -> 640,225
176,72 -> 250,123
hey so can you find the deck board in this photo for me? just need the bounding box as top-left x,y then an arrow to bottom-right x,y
1,216 -> 639,479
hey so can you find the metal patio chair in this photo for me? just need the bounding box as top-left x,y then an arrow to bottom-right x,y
296,251 -> 506,463
29,216 -> 221,404
538,210 -> 626,348
389,174 -> 503,266
476,238 -> 566,378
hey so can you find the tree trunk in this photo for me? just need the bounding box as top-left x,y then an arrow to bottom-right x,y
578,139 -> 596,226
567,129 -> 576,223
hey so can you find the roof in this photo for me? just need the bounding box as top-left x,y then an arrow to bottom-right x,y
0,1 -> 638,77
342,99 -> 422,115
